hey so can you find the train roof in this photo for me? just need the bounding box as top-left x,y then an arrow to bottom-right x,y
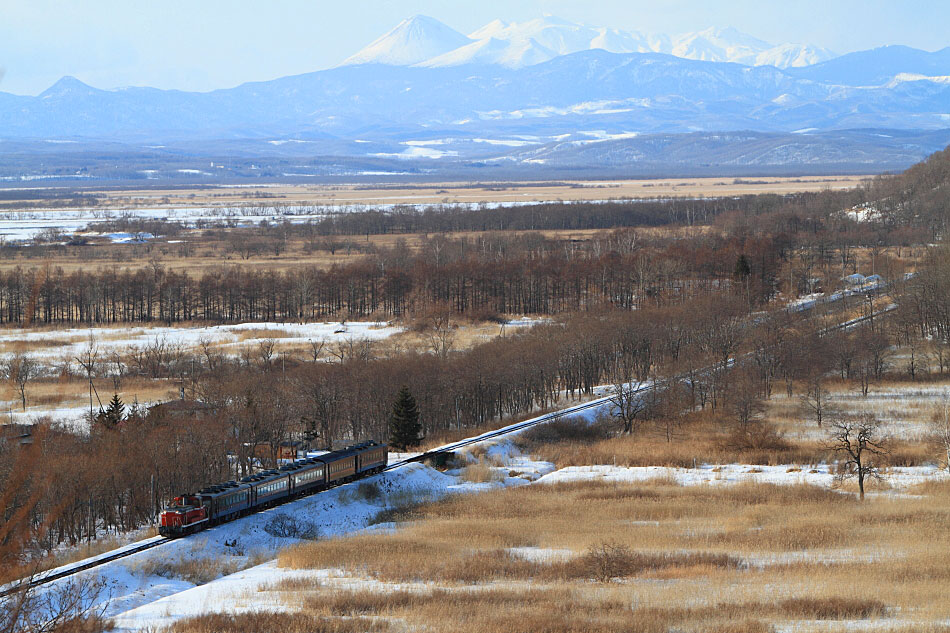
313,441 -> 387,464
198,481 -> 250,497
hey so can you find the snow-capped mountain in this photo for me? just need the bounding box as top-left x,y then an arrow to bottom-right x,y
669,28 -> 835,68
755,43 -> 837,69
418,15 -> 656,69
342,15 -> 836,70
418,37 -> 557,69
340,15 -> 472,66
671,27 -> 772,65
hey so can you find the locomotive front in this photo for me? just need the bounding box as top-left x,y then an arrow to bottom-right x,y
159,494 -> 208,537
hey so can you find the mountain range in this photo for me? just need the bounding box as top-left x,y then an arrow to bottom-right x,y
0,15 -> 948,180
341,15 -> 837,70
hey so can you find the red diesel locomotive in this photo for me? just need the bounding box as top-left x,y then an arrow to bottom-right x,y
159,441 -> 388,537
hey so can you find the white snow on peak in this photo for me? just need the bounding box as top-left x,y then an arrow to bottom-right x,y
670,27 -> 836,67
418,36 -> 557,69
887,72 -> 950,87
469,18 -> 509,40
340,15 -> 472,66
672,26 -> 772,65
421,15 -> 652,69
590,28 -> 653,54
344,16 -> 837,70
755,43 -> 837,68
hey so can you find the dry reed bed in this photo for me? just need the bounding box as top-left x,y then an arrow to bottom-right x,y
518,414 -> 832,468
253,480 -> 950,632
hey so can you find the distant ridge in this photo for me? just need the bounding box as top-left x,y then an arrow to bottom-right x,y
342,15 -> 836,70
3,48 -> 949,144
787,45 -> 950,86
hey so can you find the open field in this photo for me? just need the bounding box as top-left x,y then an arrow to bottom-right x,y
83,360 -> 949,631
7,175 -> 875,212
0,225 -> 714,274
239,477 -> 948,633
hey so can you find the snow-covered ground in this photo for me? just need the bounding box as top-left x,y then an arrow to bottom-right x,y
535,463 -> 950,490
47,440 -> 552,630
0,320 -> 401,367
0,199 -> 620,241
31,415 -> 949,633
19,372 -> 949,631
770,380 -> 950,443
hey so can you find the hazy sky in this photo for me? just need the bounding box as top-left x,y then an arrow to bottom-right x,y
1,0 -> 947,95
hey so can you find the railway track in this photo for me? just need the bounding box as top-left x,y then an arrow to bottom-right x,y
0,383 -> 635,599
1,297 -> 893,597
0,536 -> 171,598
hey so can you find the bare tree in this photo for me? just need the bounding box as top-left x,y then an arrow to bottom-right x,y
728,370 -> 765,431
258,338 -> 277,368
424,304 -> 457,360
608,379 -> 647,435
74,337 -> 100,419
307,338 -> 327,363
827,413 -> 888,500
108,351 -> 125,392
329,338 -> 373,365
1,573 -> 109,633
800,375 -> 830,427
930,397 -> 950,473
4,353 -> 39,411
198,335 -> 222,371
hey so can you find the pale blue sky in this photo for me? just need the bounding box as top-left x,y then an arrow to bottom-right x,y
0,0 -> 947,95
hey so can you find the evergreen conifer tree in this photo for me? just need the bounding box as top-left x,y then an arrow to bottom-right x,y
97,393 -> 125,429
733,254 -> 752,280
389,386 -> 421,451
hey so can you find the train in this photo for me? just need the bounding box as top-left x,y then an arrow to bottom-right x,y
159,441 -> 388,537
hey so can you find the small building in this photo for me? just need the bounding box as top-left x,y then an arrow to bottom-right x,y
842,273 -> 866,287
0,423 -> 35,448
253,440 -> 309,463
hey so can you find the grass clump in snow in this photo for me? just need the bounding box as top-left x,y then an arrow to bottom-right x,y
129,555 -> 240,585
459,460 -> 505,483
355,481 -> 382,503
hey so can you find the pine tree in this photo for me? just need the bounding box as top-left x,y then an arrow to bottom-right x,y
733,254 -> 752,280
389,386 -> 421,451
97,393 -> 125,429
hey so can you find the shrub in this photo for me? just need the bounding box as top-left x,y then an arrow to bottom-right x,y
584,541 -> 633,582
264,513 -> 320,540
356,481 -> 381,503
516,414 -> 613,448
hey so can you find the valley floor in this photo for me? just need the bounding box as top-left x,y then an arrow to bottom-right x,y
23,374 -> 950,632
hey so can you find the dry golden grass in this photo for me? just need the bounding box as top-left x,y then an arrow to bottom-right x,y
64,176 -> 874,212
459,460 -> 506,484
164,612 -> 388,633
0,376 -> 178,415
517,410 -> 827,468
270,478 -> 950,631
232,327 -> 295,341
